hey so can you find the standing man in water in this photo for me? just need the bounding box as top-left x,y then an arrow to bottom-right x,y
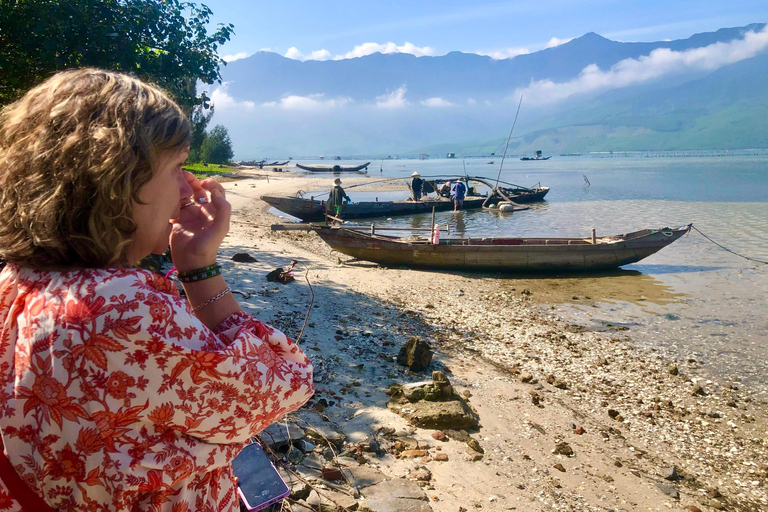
451,179 -> 467,211
327,177 -> 350,216
410,171 -> 424,201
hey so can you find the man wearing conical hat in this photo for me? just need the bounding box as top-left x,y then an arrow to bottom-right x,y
410,171 -> 424,201
327,177 -> 351,216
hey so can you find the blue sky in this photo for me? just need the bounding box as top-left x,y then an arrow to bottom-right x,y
200,0 -> 767,62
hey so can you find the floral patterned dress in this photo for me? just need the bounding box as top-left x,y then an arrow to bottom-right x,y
0,265 -> 314,511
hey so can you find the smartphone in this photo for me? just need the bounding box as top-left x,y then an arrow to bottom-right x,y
232,442 -> 290,511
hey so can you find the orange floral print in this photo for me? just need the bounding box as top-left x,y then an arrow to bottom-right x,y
0,265 -> 313,511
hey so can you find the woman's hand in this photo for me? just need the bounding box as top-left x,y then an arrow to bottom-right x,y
170,172 -> 231,272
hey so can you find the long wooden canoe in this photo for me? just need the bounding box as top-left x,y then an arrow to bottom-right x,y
296,162 -> 371,173
261,195 -> 488,221
313,225 -> 691,271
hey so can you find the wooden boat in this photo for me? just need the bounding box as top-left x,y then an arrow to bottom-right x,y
261,195 -> 488,222
520,150 -> 551,161
312,225 -> 691,272
296,162 -> 371,173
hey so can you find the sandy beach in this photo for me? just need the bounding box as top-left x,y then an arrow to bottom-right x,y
215,167 -> 767,512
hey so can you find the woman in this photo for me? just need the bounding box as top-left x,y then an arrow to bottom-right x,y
0,69 -> 314,511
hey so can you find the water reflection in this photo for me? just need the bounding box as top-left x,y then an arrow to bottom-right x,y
502,269 -> 684,308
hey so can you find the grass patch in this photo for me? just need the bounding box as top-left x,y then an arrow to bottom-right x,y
183,162 -> 240,179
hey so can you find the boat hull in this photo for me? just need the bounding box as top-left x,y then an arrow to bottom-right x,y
262,196 -> 487,221
314,226 -> 690,272
295,162 -> 371,173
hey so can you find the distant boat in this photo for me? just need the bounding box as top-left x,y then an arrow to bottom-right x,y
295,162 -> 371,173
312,225 -> 691,272
520,150 -> 551,161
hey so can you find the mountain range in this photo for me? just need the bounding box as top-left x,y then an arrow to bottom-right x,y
211,23 -> 768,158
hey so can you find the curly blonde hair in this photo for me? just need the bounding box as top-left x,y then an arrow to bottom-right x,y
0,68 -> 191,268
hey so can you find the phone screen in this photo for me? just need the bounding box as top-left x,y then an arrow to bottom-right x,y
232,442 -> 290,511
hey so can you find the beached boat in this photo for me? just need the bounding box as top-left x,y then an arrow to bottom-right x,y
312,225 -> 691,271
296,162 -> 371,173
261,195 -> 488,222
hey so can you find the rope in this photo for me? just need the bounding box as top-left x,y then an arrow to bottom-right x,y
691,225 -> 768,264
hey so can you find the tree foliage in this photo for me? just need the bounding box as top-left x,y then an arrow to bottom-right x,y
200,125 -> 233,164
0,0 -> 233,112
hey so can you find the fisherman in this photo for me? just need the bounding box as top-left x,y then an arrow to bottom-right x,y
451,179 -> 467,211
327,177 -> 351,216
410,171 -> 424,201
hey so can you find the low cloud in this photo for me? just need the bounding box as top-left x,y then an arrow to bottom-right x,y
478,47 -> 530,60
544,37 -> 573,49
262,94 -> 352,110
210,83 -> 255,110
284,42 -> 434,61
375,86 -> 408,109
338,42 -> 435,59
517,26 -> 768,105
421,97 -> 454,107
222,52 -> 251,62
284,47 -> 333,61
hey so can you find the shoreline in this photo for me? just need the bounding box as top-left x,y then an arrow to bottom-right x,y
219,169 -> 768,511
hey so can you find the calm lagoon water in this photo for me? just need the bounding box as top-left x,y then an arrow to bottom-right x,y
301,153 -> 768,395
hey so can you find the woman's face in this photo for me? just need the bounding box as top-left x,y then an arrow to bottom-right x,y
129,148 -> 193,262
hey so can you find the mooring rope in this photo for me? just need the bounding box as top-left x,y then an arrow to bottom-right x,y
691,224 -> 768,264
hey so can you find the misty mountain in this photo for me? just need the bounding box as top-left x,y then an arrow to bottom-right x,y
211,23 -> 768,158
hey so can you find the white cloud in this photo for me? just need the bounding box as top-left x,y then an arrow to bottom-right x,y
375,86 -> 408,109
262,94 -> 352,110
467,98 -> 477,105
284,47 -> 333,61
517,25 -> 768,105
283,42 -> 435,61
421,97 -> 454,107
210,83 -> 255,110
222,52 -> 251,62
544,37 -> 573,49
339,41 -> 435,59
478,47 -> 530,60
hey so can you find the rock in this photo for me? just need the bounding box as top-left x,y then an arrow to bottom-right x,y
685,506 -> 702,512
388,398 -> 480,430
260,421 -> 305,449
279,467 -> 311,501
574,426 -> 585,435
321,466 -> 344,481
307,488 -> 359,511
392,373 -> 454,403
399,450 -> 429,458
396,337 -> 434,371
520,372 -> 534,383
553,442 -> 574,457
231,252 -> 258,263
433,453 -> 449,461
410,467 -> 432,481
431,431 -> 448,442
466,439 -> 484,453
663,466 -> 679,481
692,384 -> 707,396
359,479 -> 431,512
607,409 -> 621,419
656,483 -> 680,499
668,363 -> 679,375
553,463 -> 566,472
304,424 -> 347,448
443,429 -> 471,442
341,466 -> 387,489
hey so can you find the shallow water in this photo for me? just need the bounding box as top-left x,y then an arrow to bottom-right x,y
298,153 -> 768,396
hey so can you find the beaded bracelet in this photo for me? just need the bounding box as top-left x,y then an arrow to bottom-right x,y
191,287 -> 231,313
177,264 -> 222,283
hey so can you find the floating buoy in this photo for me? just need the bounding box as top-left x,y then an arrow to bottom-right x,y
498,201 -> 515,212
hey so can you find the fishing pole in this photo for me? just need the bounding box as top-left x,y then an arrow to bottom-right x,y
495,96 -> 523,189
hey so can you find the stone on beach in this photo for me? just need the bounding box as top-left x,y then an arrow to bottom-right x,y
396,336 -> 434,371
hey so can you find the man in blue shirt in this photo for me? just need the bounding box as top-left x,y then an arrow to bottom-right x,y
451,180 -> 467,211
